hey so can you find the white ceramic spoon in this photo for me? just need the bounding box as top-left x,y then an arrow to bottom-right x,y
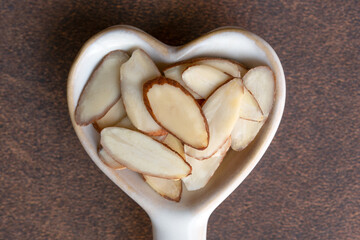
67,25 -> 285,240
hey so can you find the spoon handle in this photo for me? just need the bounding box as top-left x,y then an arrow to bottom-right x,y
150,212 -> 210,240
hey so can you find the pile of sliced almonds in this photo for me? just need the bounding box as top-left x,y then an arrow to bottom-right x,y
75,49 -> 275,202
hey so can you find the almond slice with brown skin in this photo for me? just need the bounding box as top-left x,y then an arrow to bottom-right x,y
238,86 -> 264,122
113,116 -> 137,130
143,77 -> 209,150
183,138 -> 231,191
98,148 -> 126,170
243,66 -> 275,117
163,64 -> 202,99
162,133 -> 185,159
75,50 -> 129,125
182,64 -> 232,98
143,175 -> 182,202
163,58 -> 246,98
101,127 -> 191,179
94,98 -> 127,131
120,49 -> 165,136
184,78 -> 244,160
195,58 -> 248,78
230,118 -> 265,151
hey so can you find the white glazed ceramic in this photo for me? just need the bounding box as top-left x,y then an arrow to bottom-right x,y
67,25 -> 285,240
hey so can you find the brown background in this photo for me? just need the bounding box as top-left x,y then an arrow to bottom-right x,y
1,0 -> 359,239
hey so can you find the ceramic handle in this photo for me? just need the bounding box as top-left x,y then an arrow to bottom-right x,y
150,212 -> 210,240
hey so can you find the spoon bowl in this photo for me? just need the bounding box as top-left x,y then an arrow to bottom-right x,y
67,25 -> 285,240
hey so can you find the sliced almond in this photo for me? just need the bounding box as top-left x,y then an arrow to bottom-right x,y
144,77 -> 209,150
182,64 -> 232,98
101,127 -> 191,179
238,87 -> 264,122
231,119 -> 265,151
95,98 -> 127,131
243,66 -> 275,117
143,175 -> 182,202
98,148 -> 125,170
185,78 -> 244,159
163,64 -> 202,99
113,116 -> 136,130
120,49 -> 165,136
183,138 -> 231,191
75,50 -> 129,125
195,58 -> 248,78
162,134 -> 185,159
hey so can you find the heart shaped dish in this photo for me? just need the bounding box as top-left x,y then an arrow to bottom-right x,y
67,25 -> 285,239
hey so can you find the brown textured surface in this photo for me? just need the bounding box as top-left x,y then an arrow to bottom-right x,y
1,0 -> 359,239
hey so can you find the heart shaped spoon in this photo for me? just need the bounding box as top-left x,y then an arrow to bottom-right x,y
67,25 -> 285,240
